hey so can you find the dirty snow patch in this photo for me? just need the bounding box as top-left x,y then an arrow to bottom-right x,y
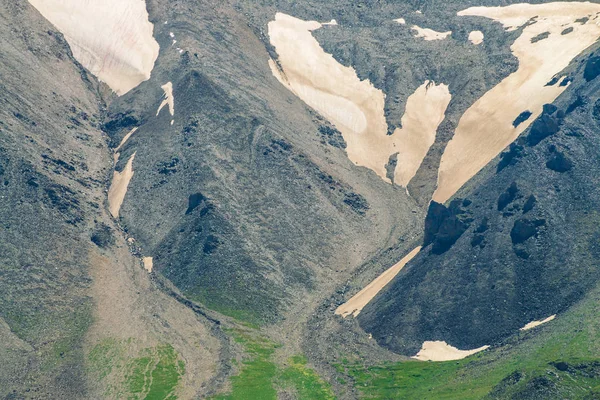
143,257 -> 153,273
157,82 -> 175,117
434,2 -> 600,203
108,152 -> 136,218
413,341 -> 490,362
520,315 -> 556,331
28,0 -> 159,95
268,13 -> 450,187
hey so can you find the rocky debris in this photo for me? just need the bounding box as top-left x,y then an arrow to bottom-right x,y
343,192 -> 370,215
385,152 -> 399,183
546,150 -> 573,172
424,199 -> 473,254
584,55 -> 600,82
158,157 -> 180,175
102,112 -> 139,137
498,182 -> 520,211
511,218 -> 546,244
90,223 -> 115,248
318,125 -> 347,149
203,234 -> 221,254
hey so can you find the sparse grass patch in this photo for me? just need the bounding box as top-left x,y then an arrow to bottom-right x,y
88,340 -> 185,400
212,329 -> 336,400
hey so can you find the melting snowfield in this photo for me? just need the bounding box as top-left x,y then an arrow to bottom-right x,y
108,153 -> 136,218
27,0 -> 159,95
434,2 -> 600,203
412,341 -> 490,361
335,247 -> 421,318
520,315 -> 556,331
268,13 -> 451,187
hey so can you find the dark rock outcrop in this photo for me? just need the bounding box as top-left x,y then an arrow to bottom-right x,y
546,151 -> 573,173
424,200 -> 473,254
498,182 -> 520,211
526,114 -> 560,146
584,56 -> 600,82
511,218 -> 546,244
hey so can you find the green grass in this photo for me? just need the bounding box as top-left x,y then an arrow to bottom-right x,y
88,340 -> 185,400
212,329 -> 279,400
336,282 -> 600,399
279,355 -> 336,400
212,329 -> 336,400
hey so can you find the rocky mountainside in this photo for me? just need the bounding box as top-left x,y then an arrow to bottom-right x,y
3,0 -> 600,399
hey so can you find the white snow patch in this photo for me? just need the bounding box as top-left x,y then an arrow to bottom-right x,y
520,315 -> 556,331
394,18 -> 407,25
336,247 -> 421,318
28,0 -> 159,95
268,13 -> 451,187
469,30 -> 484,44
108,152 -> 136,218
412,25 -> 452,40
434,2 -> 600,203
157,82 -> 175,117
413,341 -> 490,362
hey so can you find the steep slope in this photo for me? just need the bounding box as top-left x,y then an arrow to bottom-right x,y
359,25 -> 600,357
0,2 -> 221,398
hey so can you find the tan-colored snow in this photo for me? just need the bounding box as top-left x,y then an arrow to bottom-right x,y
115,127 -> 138,153
469,30 -> 484,45
269,13 -> 451,187
27,0 -> 159,96
413,341 -> 490,361
143,257 -> 153,273
433,2 -> 600,203
520,314 -> 556,331
108,152 -> 136,218
412,25 -> 452,41
335,246 -> 421,318
157,82 -> 175,117
395,18 -> 407,25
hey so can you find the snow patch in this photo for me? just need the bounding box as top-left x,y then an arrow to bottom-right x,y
434,2 -> 600,203
412,25 -> 452,41
28,0 -> 159,95
336,247 -> 421,318
413,341 -> 489,362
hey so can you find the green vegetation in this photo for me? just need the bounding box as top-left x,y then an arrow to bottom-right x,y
213,329 -> 335,400
88,339 -> 185,399
212,329 -> 279,400
279,355 -> 336,400
336,283 -> 600,399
